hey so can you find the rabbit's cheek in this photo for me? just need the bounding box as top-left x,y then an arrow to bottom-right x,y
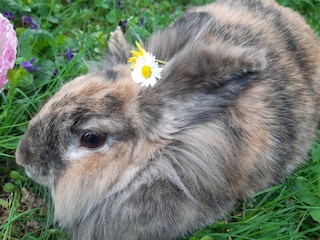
53,160 -> 137,224
52,140 -> 166,225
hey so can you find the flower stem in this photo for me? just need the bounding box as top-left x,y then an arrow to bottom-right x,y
155,59 -> 167,65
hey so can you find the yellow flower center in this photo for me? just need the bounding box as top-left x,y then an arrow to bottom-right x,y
141,65 -> 151,79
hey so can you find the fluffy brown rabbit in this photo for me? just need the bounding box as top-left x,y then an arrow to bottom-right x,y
15,0 -> 320,239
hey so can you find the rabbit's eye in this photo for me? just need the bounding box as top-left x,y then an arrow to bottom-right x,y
80,132 -> 107,149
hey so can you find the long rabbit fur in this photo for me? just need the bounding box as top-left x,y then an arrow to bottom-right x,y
15,0 -> 320,239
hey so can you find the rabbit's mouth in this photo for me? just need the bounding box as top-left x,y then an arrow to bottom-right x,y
25,167 -> 35,180
25,167 -> 53,188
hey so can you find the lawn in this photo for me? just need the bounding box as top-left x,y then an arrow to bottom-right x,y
0,0 -> 320,239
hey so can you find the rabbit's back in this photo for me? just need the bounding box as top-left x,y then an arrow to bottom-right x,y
144,0 -> 320,193
103,1 -> 320,238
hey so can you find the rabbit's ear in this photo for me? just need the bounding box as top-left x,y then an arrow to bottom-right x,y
106,26 -> 132,65
160,43 -> 266,95
139,43 -> 266,130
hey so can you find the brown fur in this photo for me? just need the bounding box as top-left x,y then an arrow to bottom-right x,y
16,0 -> 320,239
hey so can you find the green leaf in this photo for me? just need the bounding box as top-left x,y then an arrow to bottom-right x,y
47,16 -> 59,24
310,209 -> 320,223
188,237 -> 199,240
7,69 -> 17,84
18,29 -> 37,58
106,9 -> 116,23
200,236 -> 214,240
94,0 -> 110,9
16,27 -> 28,37
9,170 -> 23,180
19,71 -> 34,88
33,30 -> 55,52
55,34 -> 69,46
18,29 -> 54,58
0,198 -> 8,208
1,0 -> 31,12
295,176 -> 320,205
311,142 -> 320,162
3,182 -> 15,193
33,59 -> 55,84
7,68 -> 31,88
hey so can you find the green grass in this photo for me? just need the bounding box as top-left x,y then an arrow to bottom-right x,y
1,0 -> 320,239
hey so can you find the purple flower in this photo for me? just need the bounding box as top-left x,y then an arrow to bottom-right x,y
22,58 -> 35,72
22,58 -> 41,73
3,11 -> 14,20
138,17 -> 145,27
31,22 -> 38,29
22,15 -> 38,29
0,13 -> 18,90
116,0 -> 122,8
118,19 -> 128,33
65,48 -> 74,60
53,68 -> 59,78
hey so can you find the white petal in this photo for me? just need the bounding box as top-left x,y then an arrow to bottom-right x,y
141,76 -> 157,87
152,68 -> 162,79
131,68 -> 144,84
144,52 -> 156,63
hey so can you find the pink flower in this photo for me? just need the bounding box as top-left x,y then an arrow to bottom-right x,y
0,13 -> 18,90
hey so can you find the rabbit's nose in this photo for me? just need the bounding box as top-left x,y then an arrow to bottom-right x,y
15,136 -> 32,167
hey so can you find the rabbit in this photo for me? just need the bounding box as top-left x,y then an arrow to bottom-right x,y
15,0 -> 320,239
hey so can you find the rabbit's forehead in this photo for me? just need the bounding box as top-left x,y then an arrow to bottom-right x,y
51,74 -> 117,103
38,73 -> 137,113
28,73 -> 140,134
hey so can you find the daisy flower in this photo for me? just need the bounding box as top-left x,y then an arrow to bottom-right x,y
128,41 -> 165,87
131,52 -> 163,87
